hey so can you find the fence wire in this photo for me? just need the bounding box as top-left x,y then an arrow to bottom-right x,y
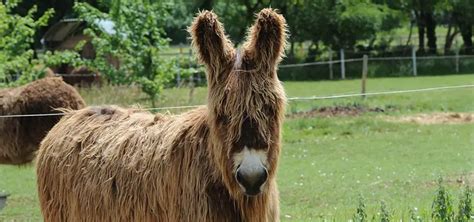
1,84 -> 472,118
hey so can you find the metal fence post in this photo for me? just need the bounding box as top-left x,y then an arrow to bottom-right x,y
455,49 -> 460,73
176,58 -> 181,86
412,46 -> 417,76
176,46 -> 183,86
329,49 -> 333,80
361,55 -> 368,99
340,49 -> 345,79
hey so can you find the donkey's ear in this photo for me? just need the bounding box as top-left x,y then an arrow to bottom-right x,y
244,8 -> 287,68
189,11 -> 234,71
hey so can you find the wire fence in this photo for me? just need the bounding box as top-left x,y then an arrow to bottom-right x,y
166,46 -> 474,83
278,49 -> 474,81
2,45 -> 474,85
1,84 -> 472,118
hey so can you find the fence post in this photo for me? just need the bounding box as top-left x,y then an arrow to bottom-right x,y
340,49 -> 345,79
176,45 -> 183,86
329,49 -> 333,80
361,55 -> 368,99
455,49 -> 460,73
411,46 -> 417,76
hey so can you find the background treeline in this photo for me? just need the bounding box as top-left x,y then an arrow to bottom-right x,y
1,0 -> 473,103
8,0 -> 474,57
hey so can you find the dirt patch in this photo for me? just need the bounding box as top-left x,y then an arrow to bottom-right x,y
287,105 -> 386,118
424,172 -> 474,188
385,112 -> 474,125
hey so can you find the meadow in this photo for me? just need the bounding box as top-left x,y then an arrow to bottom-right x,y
0,74 -> 473,221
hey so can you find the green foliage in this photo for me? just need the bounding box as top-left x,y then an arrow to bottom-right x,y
51,1 -> 174,106
0,0 -> 53,87
455,186 -> 472,222
353,195 -> 368,222
409,207 -> 423,222
334,2 -> 402,49
173,55 -> 205,86
379,201 -> 391,222
431,178 -> 454,221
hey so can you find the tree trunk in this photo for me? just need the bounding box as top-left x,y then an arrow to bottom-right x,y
305,42 -> 318,62
444,23 -> 459,54
453,12 -> 473,54
460,26 -> 473,54
406,20 -> 414,46
417,21 -> 425,53
425,11 -> 437,54
289,40 -> 295,58
415,10 -> 425,53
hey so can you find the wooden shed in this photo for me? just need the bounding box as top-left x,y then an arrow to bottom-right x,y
42,18 -> 119,86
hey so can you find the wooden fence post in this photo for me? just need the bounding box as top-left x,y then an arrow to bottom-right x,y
412,46 -> 417,76
340,49 -> 345,79
361,55 -> 368,99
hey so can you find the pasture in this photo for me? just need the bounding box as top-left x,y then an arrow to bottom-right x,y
0,74 -> 473,221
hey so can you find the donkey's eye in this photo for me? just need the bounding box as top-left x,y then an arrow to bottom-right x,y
217,114 -> 230,125
263,104 -> 275,117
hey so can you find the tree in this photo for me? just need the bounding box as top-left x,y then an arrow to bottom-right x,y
0,0 -> 53,86
451,0 -> 474,54
407,0 -> 440,54
51,1 -> 174,107
290,1 -> 402,52
10,0 -> 110,48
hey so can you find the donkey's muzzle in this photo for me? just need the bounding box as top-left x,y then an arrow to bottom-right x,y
236,165 -> 268,196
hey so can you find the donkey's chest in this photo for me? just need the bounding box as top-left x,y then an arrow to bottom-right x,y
205,182 -> 242,222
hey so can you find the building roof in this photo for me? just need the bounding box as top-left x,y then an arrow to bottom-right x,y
41,18 -> 117,45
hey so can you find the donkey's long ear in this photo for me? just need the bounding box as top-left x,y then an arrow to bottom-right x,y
244,8 -> 287,68
189,11 -> 234,73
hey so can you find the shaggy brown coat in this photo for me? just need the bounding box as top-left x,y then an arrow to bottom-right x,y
36,8 -> 287,222
0,77 -> 85,164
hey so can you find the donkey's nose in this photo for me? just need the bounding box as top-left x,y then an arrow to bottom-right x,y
236,166 -> 268,196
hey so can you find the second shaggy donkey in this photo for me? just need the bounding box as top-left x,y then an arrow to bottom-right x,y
0,77 -> 85,164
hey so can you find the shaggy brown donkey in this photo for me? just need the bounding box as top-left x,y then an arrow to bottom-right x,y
0,77 -> 85,164
36,8 -> 287,222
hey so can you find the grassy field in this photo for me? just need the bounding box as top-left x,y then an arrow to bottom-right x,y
0,74 -> 473,221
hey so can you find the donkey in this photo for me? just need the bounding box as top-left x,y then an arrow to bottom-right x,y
36,8 -> 287,222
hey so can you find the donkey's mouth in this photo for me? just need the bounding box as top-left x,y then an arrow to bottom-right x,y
243,186 -> 263,196
236,181 -> 264,196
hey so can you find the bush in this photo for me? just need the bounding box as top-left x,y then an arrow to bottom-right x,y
379,201 -> 391,222
431,178 -> 455,221
349,179 -> 472,222
353,195 -> 368,222
456,186 -> 473,222
0,0 -> 53,87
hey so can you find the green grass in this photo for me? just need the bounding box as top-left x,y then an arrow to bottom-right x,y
1,74 -> 473,221
280,115 -> 473,221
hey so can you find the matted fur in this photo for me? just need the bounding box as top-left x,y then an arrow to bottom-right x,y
0,77 -> 85,165
36,8 -> 287,222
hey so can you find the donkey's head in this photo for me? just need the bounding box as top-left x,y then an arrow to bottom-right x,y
190,8 -> 287,197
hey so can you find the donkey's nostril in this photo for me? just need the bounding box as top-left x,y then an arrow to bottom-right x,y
259,169 -> 268,185
235,167 -> 268,196
236,169 -> 245,184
